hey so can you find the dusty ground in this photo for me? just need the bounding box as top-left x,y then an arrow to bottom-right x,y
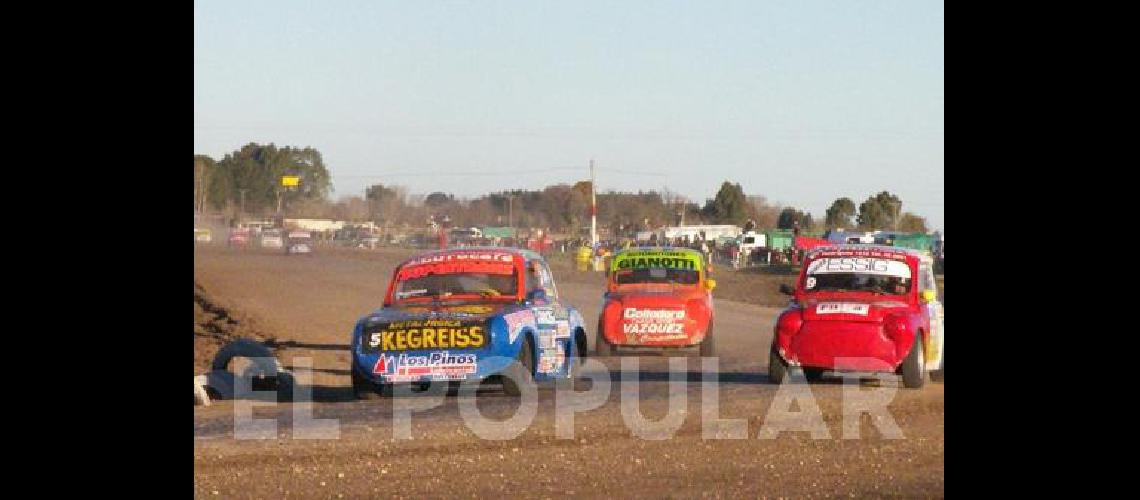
194,245 -> 944,499
195,282 -> 280,374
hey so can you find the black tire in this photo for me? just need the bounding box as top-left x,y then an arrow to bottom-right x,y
214,338 -> 294,401
900,336 -> 926,389
502,336 -> 536,397
574,329 -> 588,363
274,372 -> 295,402
351,365 -> 386,400
595,318 -> 614,356
768,345 -> 789,384
699,320 -> 716,357
803,367 -> 825,382
211,338 -> 277,373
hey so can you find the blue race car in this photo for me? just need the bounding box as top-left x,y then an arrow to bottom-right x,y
350,247 -> 587,398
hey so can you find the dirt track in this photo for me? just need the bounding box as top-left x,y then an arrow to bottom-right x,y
194,246 -> 944,499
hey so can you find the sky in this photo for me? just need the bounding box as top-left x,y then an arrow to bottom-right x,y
195,0 -> 944,231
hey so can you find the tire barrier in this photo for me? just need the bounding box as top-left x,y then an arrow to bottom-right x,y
194,338 -> 295,405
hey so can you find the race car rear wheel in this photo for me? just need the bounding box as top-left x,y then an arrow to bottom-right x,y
502,336 -> 536,397
352,365 -> 389,399
900,336 -> 926,389
803,367 -> 825,382
699,321 -> 716,357
768,345 -> 789,384
595,318 -> 613,356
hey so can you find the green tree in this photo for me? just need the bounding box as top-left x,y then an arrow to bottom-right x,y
365,184 -> 398,202
777,207 -> 813,230
701,182 -> 749,224
857,191 -> 903,230
424,192 -> 454,208
365,183 -> 409,223
194,155 -> 215,214
207,143 -> 332,215
898,212 -> 929,233
572,181 -> 593,198
824,197 -> 857,229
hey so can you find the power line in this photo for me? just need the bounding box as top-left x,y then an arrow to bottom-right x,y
335,167 -> 582,179
335,166 -> 667,179
599,168 -> 667,177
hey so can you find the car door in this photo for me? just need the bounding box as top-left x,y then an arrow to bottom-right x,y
919,261 -> 944,368
528,259 -> 572,375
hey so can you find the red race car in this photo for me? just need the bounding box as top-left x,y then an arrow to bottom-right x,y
596,247 -> 717,356
769,245 -> 944,388
227,227 -> 252,248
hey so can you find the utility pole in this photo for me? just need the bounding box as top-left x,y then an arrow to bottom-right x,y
590,159 -> 597,250
365,186 -> 372,224
508,195 -> 513,230
195,161 -> 203,216
239,189 -> 248,221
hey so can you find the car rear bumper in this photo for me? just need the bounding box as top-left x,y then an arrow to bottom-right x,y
604,325 -> 708,347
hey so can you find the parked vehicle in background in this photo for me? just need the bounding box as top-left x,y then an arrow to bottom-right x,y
735,231 -> 766,268
259,228 -> 284,249
194,228 -> 212,243
227,227 -> 252,248
285,230 -> 313,255
768,245 -> 944,388
449,227 -> 483,246
358,234 -> 381,249
596,247 -> 717,356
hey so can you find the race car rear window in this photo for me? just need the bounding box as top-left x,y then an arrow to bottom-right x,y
804,257 -> 913,295
395,253 -> 520,300
614,267 -> 699,286
395,271 -> 519,300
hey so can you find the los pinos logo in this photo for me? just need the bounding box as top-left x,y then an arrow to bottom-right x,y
373,351 -> 478,382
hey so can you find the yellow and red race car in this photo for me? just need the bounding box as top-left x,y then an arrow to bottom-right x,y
596,247 -> 716,356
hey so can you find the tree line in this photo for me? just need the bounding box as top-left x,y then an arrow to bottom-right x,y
195,143 -> 928,234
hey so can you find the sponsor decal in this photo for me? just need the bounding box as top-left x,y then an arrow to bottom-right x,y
812,249 -> 908,259
402,304 -> 495,315
555,322 -> 570,339
805,277 -> 817,290
538,331 -> 556,349
815,303 -> 870,315
534,307 -> 558,325
613,254 -> 699,271
806,257 -> 911,279
503,310 -> 535,343
405,252 -> 515,267
364,319 -> 487,351
624,309 -> 686,320
397,260 -> 515,281
551,304 -> 569,320
621,308 -> 686,338
373,351 -> 478,382
535,306 -> 572,338
537,347 -> 565,373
